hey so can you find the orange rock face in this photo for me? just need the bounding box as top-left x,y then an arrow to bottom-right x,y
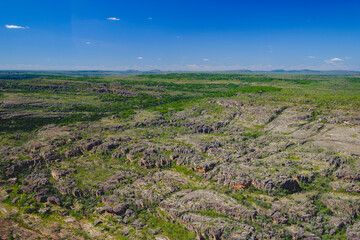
230,180 -> 252,190
194,166 -> 206,174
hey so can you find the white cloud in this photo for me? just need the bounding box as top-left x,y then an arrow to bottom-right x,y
331,58 -> 343,61
107,17 -> 120,21
5,24 -> 29,29
308,56 -> 316,59
85,41 -> 92,45
148,17 -> 153,20
202,58 -> 209,61
136,57 -> 143,60
325,57 -> 343,64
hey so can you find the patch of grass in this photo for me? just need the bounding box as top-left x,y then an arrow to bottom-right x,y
172,165 -> 202,180
145,215 -> 197,240
0,113 -> 104,133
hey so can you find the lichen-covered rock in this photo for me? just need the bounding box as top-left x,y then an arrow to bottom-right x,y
46,196 -> 61,205
252,178 -> 275,192
50,169 -> 76,180
334,167 -> 360,181
21,172 -> 49,193
229,178 -> 252,189
80,138 -> 102,152
347,221 -> 360,240
112,203 -> 129,215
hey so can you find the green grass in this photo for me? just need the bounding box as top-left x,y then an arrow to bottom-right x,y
0,74 -> 284,134
145,216 -> 197,240
172,165 -> 202,180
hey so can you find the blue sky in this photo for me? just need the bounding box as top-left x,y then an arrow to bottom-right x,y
1,0 -> 359,71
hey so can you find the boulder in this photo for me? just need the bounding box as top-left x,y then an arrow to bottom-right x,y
278,178 -> 301,193
47,196 -> 62,206
112,203 -> 129,215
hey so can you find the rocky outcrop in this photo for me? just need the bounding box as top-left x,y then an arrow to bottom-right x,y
47,196 -> 61,206
80,138 -> 102,152
215,100 -> 243,107
347,221 -> 360,239
278,178 -> 301,193
193,161 -> 217,173
229,178 -> 252,190
50,169 -> 76,180
334,168 -> 360,181
159,190 -> 257,220
21,172 -> 49,193
252,179 -> 275,192
112,203 -> 129,215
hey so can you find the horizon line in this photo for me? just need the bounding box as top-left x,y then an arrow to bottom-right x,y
0,69 -> 359,73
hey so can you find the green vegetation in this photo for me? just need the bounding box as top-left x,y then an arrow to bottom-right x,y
1,72 -> 360,239
145,216 -> 197,240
